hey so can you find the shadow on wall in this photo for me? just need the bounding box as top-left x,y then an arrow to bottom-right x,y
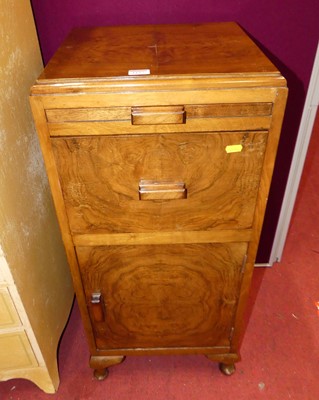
248,35 -> 305,263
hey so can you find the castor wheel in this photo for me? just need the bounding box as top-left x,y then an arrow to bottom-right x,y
219,362 -> 236,376
94,368 -> 109,381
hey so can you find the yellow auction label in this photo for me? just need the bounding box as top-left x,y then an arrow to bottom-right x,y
225,144 -> 243,154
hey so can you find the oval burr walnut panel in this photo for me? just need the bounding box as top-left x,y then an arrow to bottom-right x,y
52,131 -> 268,234
76,242 -> 247,350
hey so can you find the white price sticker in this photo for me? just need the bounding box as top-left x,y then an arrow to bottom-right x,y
128,69 -> 151,76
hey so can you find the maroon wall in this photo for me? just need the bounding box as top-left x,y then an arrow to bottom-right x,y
30,0 -> 319,263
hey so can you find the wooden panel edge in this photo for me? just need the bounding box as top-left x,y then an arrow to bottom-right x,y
91,346 -> 231,356
73,230 -> 252,246
48,117 -> 272,137
229,86 -> 288,351
30,74 -> 286,96
28,96 -> 97,353
37,88 -> 278,109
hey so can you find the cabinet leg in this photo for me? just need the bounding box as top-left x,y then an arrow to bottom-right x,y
94,367 -> 109,381
219,362 -> 236,376
206,354 -> 238,376
90,355 -> 125,381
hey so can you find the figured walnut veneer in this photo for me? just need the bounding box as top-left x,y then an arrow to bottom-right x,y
51,131 -> 267,234
30,22 -> 287,379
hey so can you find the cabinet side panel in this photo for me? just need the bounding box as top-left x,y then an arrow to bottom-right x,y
231,87 -> 288,350
29,97 -> 96,352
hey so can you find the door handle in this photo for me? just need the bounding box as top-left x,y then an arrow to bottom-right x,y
139,180 -> 187,201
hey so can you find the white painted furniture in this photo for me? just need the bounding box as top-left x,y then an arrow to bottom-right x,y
0,249 -> 72,393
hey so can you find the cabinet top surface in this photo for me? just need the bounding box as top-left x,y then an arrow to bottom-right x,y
37,22 -> 281,85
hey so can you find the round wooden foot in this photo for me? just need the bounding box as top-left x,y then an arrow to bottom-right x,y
90,355 -> 125,380
94,368 -> 109,381
219,363 -> 236,376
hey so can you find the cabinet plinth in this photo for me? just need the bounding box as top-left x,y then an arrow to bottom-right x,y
30,22 -> 287,379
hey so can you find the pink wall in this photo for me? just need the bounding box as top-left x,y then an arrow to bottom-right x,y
30,0 -> 319,262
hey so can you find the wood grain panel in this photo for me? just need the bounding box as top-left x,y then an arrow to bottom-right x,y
45,103 -> 272,123
48,116 -> 271,136
131,105 -> 186,125
52,131 -> 268,234
39,89 -> 278,109
76,242 -> 247,349
186,103 -> 272,118
46,107 -> 130,123
73,229 -> 252,246
38,23 -> 277,80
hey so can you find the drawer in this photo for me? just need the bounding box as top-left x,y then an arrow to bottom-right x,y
46,102 -> 273,136
0,331 -> 38,370
52,131 -> 268,234
76,242 -> 247,350
0,287 -> 21,328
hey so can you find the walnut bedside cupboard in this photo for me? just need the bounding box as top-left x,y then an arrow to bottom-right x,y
30,22 -> 287,379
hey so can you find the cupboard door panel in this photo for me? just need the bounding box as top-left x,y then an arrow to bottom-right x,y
76,242 -> 247,350
52,131 -> 267,234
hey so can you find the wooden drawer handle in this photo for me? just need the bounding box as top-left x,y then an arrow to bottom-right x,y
139,180 -> 187,201
90,293 -> 105,322
131,106 -> 186,125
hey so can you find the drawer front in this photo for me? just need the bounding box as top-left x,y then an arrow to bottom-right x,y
0,288 -> 21,328
46,102 -> 272,136
52,131 -> 268,234
76,242 -> 247,350
0,331 -> 38,370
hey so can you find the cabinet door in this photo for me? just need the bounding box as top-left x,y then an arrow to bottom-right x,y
76,243 -> 247,350
52,131 -> 268,234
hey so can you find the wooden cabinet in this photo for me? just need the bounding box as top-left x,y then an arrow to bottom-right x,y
30,22 -> 287,379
